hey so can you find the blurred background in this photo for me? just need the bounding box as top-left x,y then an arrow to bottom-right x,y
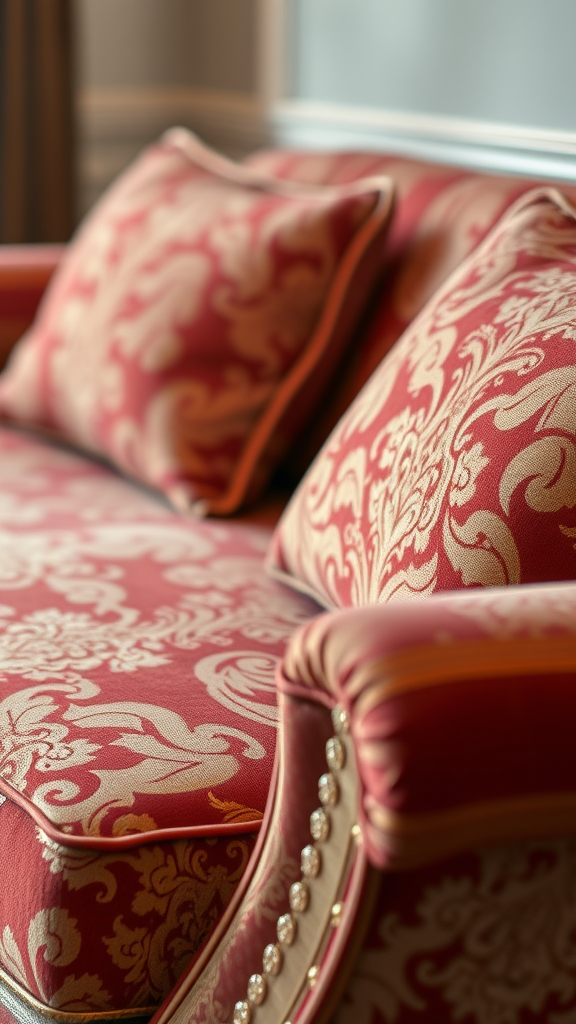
2,0 -> 576,244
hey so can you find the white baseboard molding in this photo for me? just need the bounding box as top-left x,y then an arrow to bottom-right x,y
77,88 -> 270,214
271,100 -> 576,183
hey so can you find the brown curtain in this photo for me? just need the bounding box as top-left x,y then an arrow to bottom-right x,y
0,0 -> 75,243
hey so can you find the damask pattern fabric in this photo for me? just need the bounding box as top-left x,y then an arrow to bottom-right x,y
0,131 -> 394,515
0,799 -> 257,1015
268,188 -> 576,607
0,425 -> 318,1013
244,149 -> 539,475
334,840 -> 576,1024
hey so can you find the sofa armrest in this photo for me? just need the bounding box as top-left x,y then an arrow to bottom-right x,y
281,581 -> 576,871
0,245 -> 63,369
150,582 -> 576,1024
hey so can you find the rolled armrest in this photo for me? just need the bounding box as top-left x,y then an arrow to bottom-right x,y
0,245 -> 64,368
150,583 -> 576,1024
280,581 -> 576,870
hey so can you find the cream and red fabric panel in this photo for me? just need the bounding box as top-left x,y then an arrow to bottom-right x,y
282,583 -> 576,1024
280,583 -> 576,869
334,837 -> 576,1024
0,426 -> 318,1015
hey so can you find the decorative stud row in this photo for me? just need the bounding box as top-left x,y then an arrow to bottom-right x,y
232,704 -> 353,1024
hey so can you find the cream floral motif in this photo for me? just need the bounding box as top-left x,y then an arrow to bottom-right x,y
195,651 -> 282,725
0,437 -> 315,834
0,910 -> 111,1011
34,830 -> 253,1009
392,176 -> 523,322
0,522 -> 305,627
0,430 -> 176,526
0,526 -> 310,673
337,841 -> 576,1024
278,195 -> 576,605
0,676 -> 266,834
13,132 -> 348,495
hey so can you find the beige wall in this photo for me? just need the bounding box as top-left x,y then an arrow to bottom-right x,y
77,0 -> 257,93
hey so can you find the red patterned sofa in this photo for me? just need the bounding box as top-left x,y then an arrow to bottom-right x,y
0,137 -> 575,1024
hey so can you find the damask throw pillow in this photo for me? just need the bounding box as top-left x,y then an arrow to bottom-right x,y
0,130 -> 394,514
267,188 -> 576,607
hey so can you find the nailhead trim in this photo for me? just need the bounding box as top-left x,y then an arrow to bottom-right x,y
331,704 -> 350,735
289,880 -> 310,913
326,736 -> 346,771
310,806 -> 331,842
263,943 -> 282,976
301,844 -> 321,878
330,902 -> 343,928
318,771 -> 339,806
277,913 -> 297,946
247,974 -> 267,1006
307,965 -> 320,988
230,704 -> 356,1022
233,1000 -> 251,1024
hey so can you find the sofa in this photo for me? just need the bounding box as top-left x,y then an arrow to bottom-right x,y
0,132 -> 575,1024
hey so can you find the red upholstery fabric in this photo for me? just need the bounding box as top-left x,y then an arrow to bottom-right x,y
149,693 -> 337,1024
0,132 -> 394,515
245,150 -> 564,476
0,798 -> 257,1015
335,839 -> 576,1024
268,189 -> 576,607
279,581 -> 576,870
0,425 -> 318,1014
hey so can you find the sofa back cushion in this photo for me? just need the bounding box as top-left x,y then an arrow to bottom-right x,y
246,150 -> 546,476
0,131 -> 394,515
267,188 -> 576,608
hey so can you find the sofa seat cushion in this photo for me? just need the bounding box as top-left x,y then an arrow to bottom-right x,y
0,425 -> 318,1015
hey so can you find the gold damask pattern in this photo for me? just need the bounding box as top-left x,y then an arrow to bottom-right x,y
336,841 -> 576,1024
0,827 -> 255,1012
0,429 -> 316,839
270,189 -> 576,608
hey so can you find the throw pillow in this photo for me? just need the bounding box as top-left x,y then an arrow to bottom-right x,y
267,188 -> 576,607
0,130 -> 394,514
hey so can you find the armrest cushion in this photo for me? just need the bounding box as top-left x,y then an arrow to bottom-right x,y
0,245 -> 64,369
279,582 -> 576,869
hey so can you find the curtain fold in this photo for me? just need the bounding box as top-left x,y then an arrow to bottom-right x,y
1,0 -> 75,243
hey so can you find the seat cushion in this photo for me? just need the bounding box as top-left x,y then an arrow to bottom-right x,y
0,426 -> 318,1016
